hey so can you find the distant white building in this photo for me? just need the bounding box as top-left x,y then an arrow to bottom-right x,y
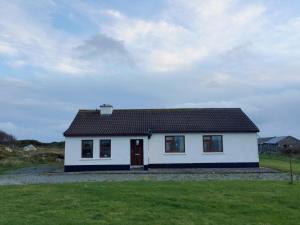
63,104 -> 260,172
23,144 -> 37,151
4,147 -> 13,152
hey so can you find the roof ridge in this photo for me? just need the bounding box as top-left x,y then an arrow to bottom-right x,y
79,108 -> 242,111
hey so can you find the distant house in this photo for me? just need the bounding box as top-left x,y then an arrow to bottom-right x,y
23,144 -> 37,151
258,136 -> 300,152
63,104 -> 260,172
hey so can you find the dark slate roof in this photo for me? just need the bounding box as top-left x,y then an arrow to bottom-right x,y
258,137 -> 274,144
63,108 -> 259,137
258,136 -> 300,145
264,136 -> 288,144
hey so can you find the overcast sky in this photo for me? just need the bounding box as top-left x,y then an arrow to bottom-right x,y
0,0 -> 300,142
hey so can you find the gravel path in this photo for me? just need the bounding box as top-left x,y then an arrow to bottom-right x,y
4,164 -> 63,175
0,167 -> 297,185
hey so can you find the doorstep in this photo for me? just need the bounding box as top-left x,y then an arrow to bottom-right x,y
130,165 -> 144,169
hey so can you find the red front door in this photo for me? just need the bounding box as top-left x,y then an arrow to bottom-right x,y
130,139 -> 143,166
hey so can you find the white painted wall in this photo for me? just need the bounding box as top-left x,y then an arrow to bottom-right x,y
65,133 -> 258,166
65,136 -> 149,166
148,133 -> 259,164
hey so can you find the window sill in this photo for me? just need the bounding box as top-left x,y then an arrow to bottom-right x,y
80,158 -> 112,161
163,153 -> 187,155
202,152 -> 224,155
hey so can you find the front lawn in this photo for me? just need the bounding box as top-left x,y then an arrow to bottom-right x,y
0,181 -> 299,225
260,153 -> 300,174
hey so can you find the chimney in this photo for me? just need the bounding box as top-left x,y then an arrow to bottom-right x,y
100,104 -> 113,115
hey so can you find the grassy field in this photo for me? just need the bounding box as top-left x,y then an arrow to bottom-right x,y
0,161 -> 38,174
0,181 -> 300,225
0,145 -> 64,174
260,153 -> 300,174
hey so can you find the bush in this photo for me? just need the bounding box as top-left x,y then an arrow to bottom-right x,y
0,158 -> 23,167
0,150 -> 11,160
14,140 -> 65,148
280,144 -> 300,155
29,151 -> 64,163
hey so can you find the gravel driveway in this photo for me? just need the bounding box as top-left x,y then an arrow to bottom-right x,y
0,166 -> 297,185
4,164 -> 63,175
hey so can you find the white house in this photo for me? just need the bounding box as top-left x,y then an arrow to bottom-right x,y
23,144 -> 37,151
63,104 -> 259,172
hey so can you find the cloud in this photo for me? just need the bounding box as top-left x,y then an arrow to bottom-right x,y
0,122 -> 17,133
0,1 -> 136,76
0,41 -> 18,56
253,16 -> 300,58
97,0 -> 267,73
0,78 -> 78,112
0,0 -> 300,141
103,9 -> 122,19
0,120 -> 69,141
0,0 -> 297,76
0,1 -> 91,75
100,14 -> 202,72
75,33 -> 132,65
171,88 -> 300,138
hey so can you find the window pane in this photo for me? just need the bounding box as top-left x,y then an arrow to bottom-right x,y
203,141 -> 210,152
165,136 -> 185,153
100,140 -> 111,158
203,136 -> 211,141
212,136 -> 222,152
82,140 -> 93,158
175,136 -> 185,152
165,137 -> 176,152
203,135 -> 223,152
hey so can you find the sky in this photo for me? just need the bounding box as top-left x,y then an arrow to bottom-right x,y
0,0 -> 300,142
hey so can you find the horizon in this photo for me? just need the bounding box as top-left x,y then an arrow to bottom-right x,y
1,0 -> 300,141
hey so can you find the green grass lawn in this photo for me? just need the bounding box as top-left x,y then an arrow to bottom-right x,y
260,153 -> 300,174
0,181 -> 300,225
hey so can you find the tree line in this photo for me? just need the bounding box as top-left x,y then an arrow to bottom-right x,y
0,130 -> 16,144
0,130 -> 64,147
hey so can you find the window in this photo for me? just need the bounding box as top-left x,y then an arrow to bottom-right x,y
203,135 -> 223,152
82,140 -> 93,158
165,136 -> 185,153
100,140 -> 111,158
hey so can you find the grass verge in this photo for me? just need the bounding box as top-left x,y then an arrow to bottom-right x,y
260,153 -> 300,174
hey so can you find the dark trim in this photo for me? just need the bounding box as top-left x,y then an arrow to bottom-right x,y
65,162 -> 259,172
64,165 -> 130,172
148,162 -> 259,169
